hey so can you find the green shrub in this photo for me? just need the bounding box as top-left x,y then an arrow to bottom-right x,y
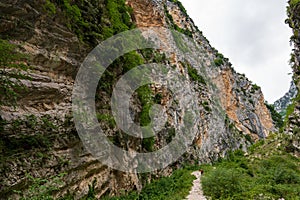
44,0 -> 56,15
202,167 -> 248,199
265,103 -> 284,129
142,136 -> 155,152
164,4 -> 192,37
187,64 -> 206,85
290,0 -> 300,7
97,113 -> 116,128
103,168 -> 195,200
213,59 -> 223,67
244,134 -> 253,143
213,53 -> 225,66
0,39 -> 28,67
14,173 -> 66,200
252,84 -> 261,91
0,39 -> 29,105
284,93 -> 300,126
52,0 -> 134,44
201,146 -> 300,199
168,0 -> 187,15
122,52 -> 144,73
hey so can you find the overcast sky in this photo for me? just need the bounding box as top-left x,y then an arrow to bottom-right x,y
180,0 -> 293,103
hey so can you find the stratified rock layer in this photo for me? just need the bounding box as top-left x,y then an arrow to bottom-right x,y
0,0 -> 274,198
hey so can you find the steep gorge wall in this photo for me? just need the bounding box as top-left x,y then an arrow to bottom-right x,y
285,0 -> 300,155
0,0 -> 274,199
0,0 -> 142,199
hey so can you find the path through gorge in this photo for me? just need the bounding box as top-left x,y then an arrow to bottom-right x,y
186,171 -> 207,200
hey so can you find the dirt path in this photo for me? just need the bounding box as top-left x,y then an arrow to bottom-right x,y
185,171 -> 207,200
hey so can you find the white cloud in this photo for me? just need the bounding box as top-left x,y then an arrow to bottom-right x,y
180,0 -> 293,103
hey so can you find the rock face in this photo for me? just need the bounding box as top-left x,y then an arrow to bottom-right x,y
285,0 -> 300,154
0,0 -> 274,199
274,81 -> 298,116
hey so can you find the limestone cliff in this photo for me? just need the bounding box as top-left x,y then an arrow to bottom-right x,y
0,0 -> 274,199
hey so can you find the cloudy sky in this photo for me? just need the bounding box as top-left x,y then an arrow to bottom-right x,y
180,0 -> 293,103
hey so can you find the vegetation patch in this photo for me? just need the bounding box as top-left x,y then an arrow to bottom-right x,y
213,53 -> 224,66
201,137 -> 300,199
290,0 -> 300,7
0,39 -> 30,105
164,5 -> 193,37
102,168 -> 195,200
97,113 -> 116,129
284,93 -> 300,126
13,173 -> 66,200
44,0 -> 56,15
50,0 -> 134,44
265,103 -> 284,129
186,63 -> 206,85
168,0 -> 188,16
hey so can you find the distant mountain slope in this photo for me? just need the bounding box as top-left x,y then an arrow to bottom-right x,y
274,81 -> 298,116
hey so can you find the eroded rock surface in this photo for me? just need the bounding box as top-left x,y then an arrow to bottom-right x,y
0,0 -> 274,198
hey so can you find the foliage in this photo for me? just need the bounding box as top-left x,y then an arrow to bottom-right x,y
164,5 -> 193,37
265,103 -> 284,129
290,0 -> 300,7
137,84 -> 156,152
0,39 -> 28,67
122,52 -> 145,73
0,115 -> 59,157
244,134 -> 253,144
202,167 -> 248,199
0,39 -> 30,105
284,93 -> 300,126
44,0 -> 56,15
102,168 -> 195,200
201,139 -> 300,199
14,173 -> 66,200
168,0 -> 187,16
213,53 -> 224,66
105,0 -> 133,36
84,179 -> 97,200
97,113 -> 116,128
142,136 -> 155,152
51,0 -> 134,44
252,83 -> 261,91
201,101 -> 211,112
186,63 -> 206,85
